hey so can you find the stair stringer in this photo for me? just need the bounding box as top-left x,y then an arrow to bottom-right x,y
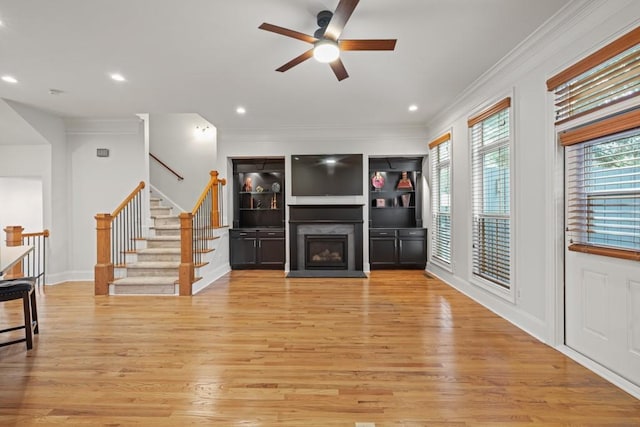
192,227 -> 231,294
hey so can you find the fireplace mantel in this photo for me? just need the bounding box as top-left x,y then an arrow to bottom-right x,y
288,204 -> 365,277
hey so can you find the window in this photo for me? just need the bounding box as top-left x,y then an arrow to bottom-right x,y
468,98 -> 512,289
429,132 -> 452,265
547,26 -> 640,124
561,109 -> 640,260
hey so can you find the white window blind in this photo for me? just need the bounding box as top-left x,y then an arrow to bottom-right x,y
548,26 -> 640,124
429,133 -> 451,265
469,98 -> 512,288
562,109 -> 640,259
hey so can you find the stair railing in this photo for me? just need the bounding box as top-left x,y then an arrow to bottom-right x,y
3,226 -> 50,288
95,181 -> 146,295
150,153 -> 184,181
179,171 -> 227,296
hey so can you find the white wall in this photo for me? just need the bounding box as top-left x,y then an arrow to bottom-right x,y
217,125 -> 428,270
0,146 -> 50,240
1,100 -> 69,282
66,119 -> 146,280
424,0 -> 640,342
149,114 -> 217,211
0,177 -> 44,234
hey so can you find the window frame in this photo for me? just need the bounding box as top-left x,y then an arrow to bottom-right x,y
468,95 -> 516,302
429,131 -> 453,270
561,108 -> 640,261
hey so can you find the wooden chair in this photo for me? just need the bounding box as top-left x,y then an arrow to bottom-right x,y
0,277 -> 39,350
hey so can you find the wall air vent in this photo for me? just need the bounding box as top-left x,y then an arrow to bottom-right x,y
96,148 -> 110,158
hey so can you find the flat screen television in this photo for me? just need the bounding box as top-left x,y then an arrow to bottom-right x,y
291,154 -> 363,196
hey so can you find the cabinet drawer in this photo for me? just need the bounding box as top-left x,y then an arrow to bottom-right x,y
259,230 -> 284,239
398,228 -> 426,237
370,229 -> 396,237
230,230 -> 257,238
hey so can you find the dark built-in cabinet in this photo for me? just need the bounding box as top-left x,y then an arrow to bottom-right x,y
229,229 -> 285,268
369,157 -> 426,269
230,158 -> 285,269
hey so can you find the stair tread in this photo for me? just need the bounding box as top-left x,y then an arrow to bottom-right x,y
127,261 -> 180,268
146,236 -> 180,241
151,225 -> 180,229
113,277 -> 177,285
137,248 -> 181,254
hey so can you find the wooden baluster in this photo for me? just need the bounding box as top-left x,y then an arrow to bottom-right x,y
4,225 -> 24,279
94,214 -> 113,295
179,212 -> 193,296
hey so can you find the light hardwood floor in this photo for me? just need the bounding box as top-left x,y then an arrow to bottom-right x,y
1,270 -> 639,426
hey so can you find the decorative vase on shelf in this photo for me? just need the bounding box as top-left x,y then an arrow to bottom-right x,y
243,177 -> 253,192
396,171 -> 413,189
371,171 -> 385,190
401,194 -> 411,207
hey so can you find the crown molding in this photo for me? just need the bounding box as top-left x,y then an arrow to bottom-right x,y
218,124 -> 428,144
426,0 -> 606,129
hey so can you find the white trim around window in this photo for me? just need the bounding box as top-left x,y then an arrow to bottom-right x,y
429,130 -> 453,271
467,92 -> 516,303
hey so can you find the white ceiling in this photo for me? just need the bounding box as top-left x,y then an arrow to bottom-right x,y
0,0 -> 571,133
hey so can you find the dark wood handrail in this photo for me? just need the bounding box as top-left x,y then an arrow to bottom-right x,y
112,181 -> 145,217
150,153 -> 184,181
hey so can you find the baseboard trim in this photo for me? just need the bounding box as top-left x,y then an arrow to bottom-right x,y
558,345 -> 640,399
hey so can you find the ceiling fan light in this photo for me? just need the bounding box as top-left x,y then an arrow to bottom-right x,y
313,40 -> 340,63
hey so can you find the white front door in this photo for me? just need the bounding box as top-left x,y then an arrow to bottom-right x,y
565,249 -> 640,386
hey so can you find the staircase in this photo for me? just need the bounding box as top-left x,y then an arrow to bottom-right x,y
95,172 -> 228,296
110,197 -> 183,295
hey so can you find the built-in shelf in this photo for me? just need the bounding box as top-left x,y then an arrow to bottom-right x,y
371,206 -> 415,209
231,158 -> 286,270
369,156 -> 426,269
239,191 -> 279,195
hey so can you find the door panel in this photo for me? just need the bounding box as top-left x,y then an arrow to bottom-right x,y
258,238 -> 285,266
582,269 -> 608,340
565,250 -> 640,386
629,280 -> 640,357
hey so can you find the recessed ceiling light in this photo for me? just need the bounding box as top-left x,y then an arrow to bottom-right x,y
408,104 -> 418,112
110,73 -> 126,82
236,106 -> 246,115
2,75 -> 18,84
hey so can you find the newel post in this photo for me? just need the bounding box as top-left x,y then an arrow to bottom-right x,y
210,171 -> 220,228
4,225 -> 24,278
94,213 -> 113,295
179,212 -> 194,296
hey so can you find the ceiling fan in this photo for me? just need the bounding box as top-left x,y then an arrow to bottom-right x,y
258,0 -> 397,81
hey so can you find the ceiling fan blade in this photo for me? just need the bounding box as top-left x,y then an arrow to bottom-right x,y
329,58 -> 349,81
340,39 -> 397,51
259,23 -> 317,44
276,49 -> 314,72
324,0 -> 360,41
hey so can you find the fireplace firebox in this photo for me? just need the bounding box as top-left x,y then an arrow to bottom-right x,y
305,234 -> 348,270
288,204 -> 365,278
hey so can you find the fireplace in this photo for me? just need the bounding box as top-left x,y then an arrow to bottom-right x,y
288,204 -> 365,278
305,234 -> 348,270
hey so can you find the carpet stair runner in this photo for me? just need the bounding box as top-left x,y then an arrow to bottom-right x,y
110,196 -> 184,295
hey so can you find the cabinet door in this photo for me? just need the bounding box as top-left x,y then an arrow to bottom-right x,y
398,237 -> 426,267
370,237 -> 397,268
230,236 -> 257,267
258,237 -> 285,267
